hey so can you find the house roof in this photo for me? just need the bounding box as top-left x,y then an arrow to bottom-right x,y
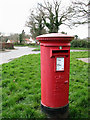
25,38 -> 30,41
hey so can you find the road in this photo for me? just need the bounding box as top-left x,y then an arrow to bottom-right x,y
0,46 -> 40,64
0,46 -> 89,64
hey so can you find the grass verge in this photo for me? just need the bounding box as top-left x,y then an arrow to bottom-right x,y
70,47 -> 89,50
2,51 -> 89,119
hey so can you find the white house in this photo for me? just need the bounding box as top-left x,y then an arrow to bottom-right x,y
29,37 -> 36,43
25,37 -> 36,44
25,38 -> 31,44
7,40 -> 12,43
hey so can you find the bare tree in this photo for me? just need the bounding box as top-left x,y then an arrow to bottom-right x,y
72,0 -> 88,25
26,9 -> 47,39
38,0 -> 79,32
8,33 -> 19,42
26,0 -> 88,35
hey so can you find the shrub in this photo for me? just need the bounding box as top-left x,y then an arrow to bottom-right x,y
2,43 -> 14,49
14,43 -> 37,47
71,40 -> 89,48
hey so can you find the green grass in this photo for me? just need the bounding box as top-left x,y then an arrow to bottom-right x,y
1,51 -> 89,119
70,47 -> 89,50
32,48 -> 40,51
14,44 -> 30,46
0,64 -> 2,119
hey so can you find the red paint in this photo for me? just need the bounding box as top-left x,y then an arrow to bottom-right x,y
36,33 -> 74,108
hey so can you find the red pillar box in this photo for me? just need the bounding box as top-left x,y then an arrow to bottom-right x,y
36,33 -> 74,114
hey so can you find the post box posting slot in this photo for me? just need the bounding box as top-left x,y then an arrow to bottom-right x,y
50,49 -> 69,58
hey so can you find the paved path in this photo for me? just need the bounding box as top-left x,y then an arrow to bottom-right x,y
77,58 -> 90,63
0,46 -> 89,64
0,46 -> 40,64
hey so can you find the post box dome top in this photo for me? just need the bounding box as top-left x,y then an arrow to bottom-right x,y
36,33 -> 74,41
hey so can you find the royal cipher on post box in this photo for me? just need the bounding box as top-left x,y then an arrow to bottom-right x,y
36,33 -> 74,114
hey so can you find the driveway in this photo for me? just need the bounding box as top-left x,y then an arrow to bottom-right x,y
0,46 -> 89,64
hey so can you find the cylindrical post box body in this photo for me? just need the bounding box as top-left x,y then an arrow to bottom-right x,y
36,33 -> 74,113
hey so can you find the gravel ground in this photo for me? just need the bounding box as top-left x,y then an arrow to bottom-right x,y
0,46 -> 89,64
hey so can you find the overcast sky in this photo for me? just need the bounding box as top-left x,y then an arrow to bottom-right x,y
0,0 -> 88,38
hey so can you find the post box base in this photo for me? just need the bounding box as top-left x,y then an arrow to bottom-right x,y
41,103 -> 69,118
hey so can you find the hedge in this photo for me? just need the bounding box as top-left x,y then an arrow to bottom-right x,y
1,42 -> 14,49
71,40 -> 90,48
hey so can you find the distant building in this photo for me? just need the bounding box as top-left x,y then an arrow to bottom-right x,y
25,37 -> 36,44
25,38 -> 31,44
29,37 -> 36,44
7,40 -> 16,43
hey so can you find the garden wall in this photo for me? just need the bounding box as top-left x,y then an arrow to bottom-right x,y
0,42 -> 14,50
